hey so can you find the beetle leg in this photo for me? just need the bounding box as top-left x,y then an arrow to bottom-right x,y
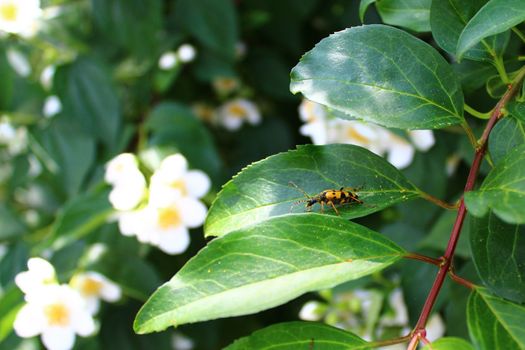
330,202 -> 340,216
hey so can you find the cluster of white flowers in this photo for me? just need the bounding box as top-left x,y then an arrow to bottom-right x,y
13,258 -> 121,350
105,153 -> 210,255
193,98 -> 261,132
298,288 -> 445,344
158,43 -> 197,70
0,0 -> 41,37
298,99 -> 435,169
0,118 -> 27,155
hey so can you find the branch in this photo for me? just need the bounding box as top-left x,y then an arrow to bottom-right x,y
408,66 -> 525,343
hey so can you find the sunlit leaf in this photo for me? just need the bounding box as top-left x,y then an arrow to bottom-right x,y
290,25 -> 464,129
134,215 -> 405,333
205,144 -> 420,238
422,337 -> 474,350
376,0 -> 431,32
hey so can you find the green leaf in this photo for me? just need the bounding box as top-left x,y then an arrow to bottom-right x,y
32,117 -> 96,197
470,211 -> 525,303
376,0 -> 431,32
134,215 -> 405,333
509,101 -> 525,124
359,0 -> 377,22
0,204 -> 26,241
225,322 -> 372,350
91,0 -> 162,57
468,288 -> 525,349
175,0 -> 238,60
419,209 -> 470,258
0,287 -> 23,343
145,102 -> 222,181
42,187 -> 113,251
489,117 -> 525,165
55,57 -> 122,150
453,60 -> 497,91
422,337 -> 474,350
430,0 -> 510,61
464,144 -> 525,224
457,0 -> 524,60
290,25 -> 464,130
205,144 -> 420,238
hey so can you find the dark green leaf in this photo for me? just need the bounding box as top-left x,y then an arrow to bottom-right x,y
430,0 -> 509,61
464,144 -> 525,224
225,322 -> 372,350
457,0 -> 524,60
453,60 -> 497,91
0,48 -> 13,110
32,117 -> 96,197
146,102 -> 222,182
205,144 -> 420,238
489,117 -> 525,165
376,0 -> 431,32
91,0 -> 162,57
290,25 -> 464,129
470,211 -> 525,303
134,215 -> 405,333
508,101 -> 525,124
175,0 -> 238,60
468,288 -> 525,349
422,337 -> 474,350
0,204 -> 26,241
55,57 -> 122,150
419,209 -> 470,258
0,242 -> 28,289
359,0 -> 377,22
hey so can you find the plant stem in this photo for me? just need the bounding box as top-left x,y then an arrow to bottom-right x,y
493,55 -> 510,84
369,334 -> 411,348
409,66 -> 525,346
464,104 -> 491,119
448,269 -> 475,289
512,27 -> 525,44
461,119 -> 478,149
419,191 -> 459,210
404,253 -> 442,266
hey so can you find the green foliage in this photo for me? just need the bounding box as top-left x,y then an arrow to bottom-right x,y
290,25 -> 464,129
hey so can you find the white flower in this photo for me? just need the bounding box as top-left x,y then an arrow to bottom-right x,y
43,95 -> 62,118
446,154 -> 461,176
149,154 -> 211,204
298,301 -> 324,321
0,119 -> 16,142
172,333 -> 194,350
218,98 -> 261,131
298,99 -> 435,169
380,289 -> 409,327
70,272 -> 121,314
7,48 -> 31,76
40,65 -> 56,90
104,153 -> 141,185
136,196 -> 207,255
15,257 -> 56,295
212,76 -> 239,95
0,119 -> 27,155
177,44 -> 196,63
108,171 -> 147,211
158,51 -> 179,70
426,314 -> 445,342
0,0 -> 41,37
14,284 -> 95,350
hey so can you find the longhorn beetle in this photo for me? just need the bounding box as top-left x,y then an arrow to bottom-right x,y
289,181 -> 363,216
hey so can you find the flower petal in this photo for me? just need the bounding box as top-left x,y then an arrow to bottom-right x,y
41,327 -> 76,350
14,303 -> 45,337
100,280 -> 121,302
387,138 -> 414,169
408,129 -> 435,151
179,198 -> 207,228
184,170 -> 211,198
157,227 -> 190,255
71,311 -> 96,337
160,154 -> 188,177
221,114 -> 243,131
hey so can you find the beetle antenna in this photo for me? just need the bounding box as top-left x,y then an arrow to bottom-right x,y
288,181 -> 312,199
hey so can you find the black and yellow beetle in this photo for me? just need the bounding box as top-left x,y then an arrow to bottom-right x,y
289,181 -> 363,215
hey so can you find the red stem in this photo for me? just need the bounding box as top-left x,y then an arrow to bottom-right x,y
409,67 -> 525,345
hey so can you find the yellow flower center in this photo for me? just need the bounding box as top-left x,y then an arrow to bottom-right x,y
158,207 -> 182,229
0,3 -> 17,21
346,127 -> 370,144
228,104 -> 246,119
169,179 -> 187,196
44,303 -> 70,326
80,278 -> 103,296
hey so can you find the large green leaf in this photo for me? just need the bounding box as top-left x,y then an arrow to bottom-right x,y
145,102 -> 222,182
468,288 -> 525,349
488,116 -> 525,165
464,144 -> 525,224
430,0 -> 509,61
91,0 -> 162,57
55,57 -> 122,150
205,144 -> 420,238
457,0 -> 525,60
225,322 -> 372,350
422,337 -> 474,350
470,211 -> 525,303
376,0 -> 431,32
509,101 -> 525,124
134,215 -> 405,333
290,25 -> 464,130
175,0 -> 238,60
